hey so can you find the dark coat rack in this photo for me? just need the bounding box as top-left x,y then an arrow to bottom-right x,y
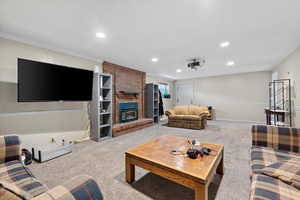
265,79 -> 292,127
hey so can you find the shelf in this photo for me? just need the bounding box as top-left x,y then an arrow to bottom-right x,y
100,112 -> 111,115
100,124 -> 111,128
91,72 -> 112,142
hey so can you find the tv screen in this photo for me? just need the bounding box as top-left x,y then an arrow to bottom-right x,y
18,58 -> 93,102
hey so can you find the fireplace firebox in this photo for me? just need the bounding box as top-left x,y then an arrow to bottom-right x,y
119,102 -> 138,123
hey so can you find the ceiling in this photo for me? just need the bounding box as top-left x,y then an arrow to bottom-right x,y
1,0 -> 300,80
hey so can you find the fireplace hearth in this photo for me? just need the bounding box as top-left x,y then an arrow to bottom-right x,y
119,102 -> 138,123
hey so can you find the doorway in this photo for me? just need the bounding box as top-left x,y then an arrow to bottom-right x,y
176,83 -> 193,106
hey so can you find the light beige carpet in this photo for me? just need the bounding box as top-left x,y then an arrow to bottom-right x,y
29,121 -> 252,200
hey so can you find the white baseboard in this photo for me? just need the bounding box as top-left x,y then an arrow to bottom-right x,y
0,109 -> 82,116
215,118 -> 265,124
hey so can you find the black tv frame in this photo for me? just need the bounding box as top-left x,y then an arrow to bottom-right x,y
17,58 -> 94,102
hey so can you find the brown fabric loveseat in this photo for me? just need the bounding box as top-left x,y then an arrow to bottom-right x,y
165,105 -> 209,129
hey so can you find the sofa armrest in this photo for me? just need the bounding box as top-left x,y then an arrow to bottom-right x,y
0,135 -> 20,164
165,110 -> 175,117
199,111 -> 209,118
32,175 -> 103,200
272,126 -> 300,153
252,125 -> 274,148
252,125 -> 300,153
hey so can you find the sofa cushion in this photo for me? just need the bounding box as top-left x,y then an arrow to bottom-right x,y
251,147 -> 300,174
250,174 -> 300,200
188,106 -> 208,116
174,106 -> 189,115
272,127 -> 300,153
0,160 -> 48,198
169,115 -> 201,121
0,180 -> 33,200
0,186 -> 23,200
252,125 -> 274,148
262,158 -> 300,190
32,175 -> 103,200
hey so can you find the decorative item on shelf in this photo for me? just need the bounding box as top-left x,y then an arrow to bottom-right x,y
99,96 -> 103,101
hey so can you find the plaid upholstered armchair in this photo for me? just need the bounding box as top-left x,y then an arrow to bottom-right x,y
0,135 -> 103,200
250,125 -> 300,199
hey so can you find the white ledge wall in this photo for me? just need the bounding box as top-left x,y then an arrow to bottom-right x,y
175,71 -> 271,123
272,45 -> 300,127
0,37 -> 101,145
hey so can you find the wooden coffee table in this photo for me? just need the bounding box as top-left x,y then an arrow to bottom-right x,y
125,135 -> 224,200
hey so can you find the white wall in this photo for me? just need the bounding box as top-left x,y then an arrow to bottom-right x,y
272,46 -> 300,126
175,71 -> 271,123
0,37 -> 101,145
146,75 -> 175,112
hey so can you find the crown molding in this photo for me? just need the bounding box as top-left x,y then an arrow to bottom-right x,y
0,32 -> 103,64
146,72 -> 177,81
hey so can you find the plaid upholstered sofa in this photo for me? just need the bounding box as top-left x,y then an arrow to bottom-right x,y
250,125 -> 300,199
165,106 -> 208,129
0,135 -> 103,200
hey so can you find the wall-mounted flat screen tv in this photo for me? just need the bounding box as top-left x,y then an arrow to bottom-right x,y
18,58 -> 93,102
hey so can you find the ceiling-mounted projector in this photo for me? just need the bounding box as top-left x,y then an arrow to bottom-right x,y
187,58 -> 206,70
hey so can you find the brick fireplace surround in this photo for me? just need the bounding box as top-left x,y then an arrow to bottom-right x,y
103,62 -> 153,136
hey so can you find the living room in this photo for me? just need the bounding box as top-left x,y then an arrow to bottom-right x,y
1,1 -> 300,200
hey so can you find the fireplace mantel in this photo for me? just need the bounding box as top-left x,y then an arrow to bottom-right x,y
119,91 -> 139,95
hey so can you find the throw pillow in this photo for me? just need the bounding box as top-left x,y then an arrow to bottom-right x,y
262,158 -> 300,190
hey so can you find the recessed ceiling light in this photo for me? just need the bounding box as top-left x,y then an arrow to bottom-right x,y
176,69 -> 182,73
151,57 -> 158,62
96,32 -> 106,38
220,41 -> 230,48
226,61 -> 235,66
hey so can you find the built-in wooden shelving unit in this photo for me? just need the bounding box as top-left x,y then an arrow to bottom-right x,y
145,83 -> 159,123
91,73 -> 113,141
